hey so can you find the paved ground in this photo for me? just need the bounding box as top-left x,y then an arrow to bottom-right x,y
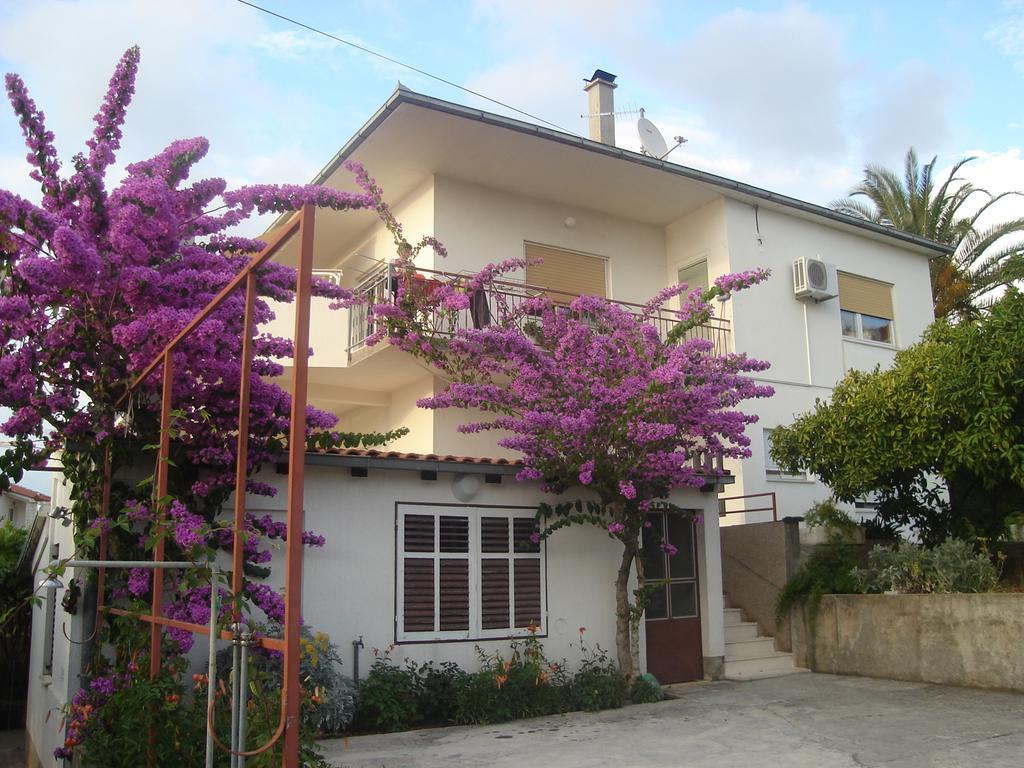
320,672 -> 1024,767
0,730 -> 24,768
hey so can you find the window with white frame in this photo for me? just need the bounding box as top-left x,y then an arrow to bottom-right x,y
397,505 -> 544,641
838,272 -> 895,345
763,428 -> 806,480
677,259 -> 709,296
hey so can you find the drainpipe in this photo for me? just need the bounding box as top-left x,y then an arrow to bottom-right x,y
352,635 -> 364,685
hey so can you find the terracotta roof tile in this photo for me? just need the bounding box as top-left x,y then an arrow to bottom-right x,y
308,447 -> 523,466
6,484 -> 50,502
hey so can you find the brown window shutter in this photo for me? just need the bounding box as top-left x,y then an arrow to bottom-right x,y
513,559 -> 542,628
403,558 -> 434,632
525,243 -> 607,301
404,514 -> 435,552
838,272 -> 894,319
481,559 -> 510,629
438,559 -> 469,631
481,517 -> 509,553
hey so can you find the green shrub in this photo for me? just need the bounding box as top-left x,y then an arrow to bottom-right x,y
352,650 -> 421,732
776,538 -> 861,623
454,633 -> 568,725
414,660 -> 467,725
569,638 -> 626,712
215,626 -> 356,736
803,499 -> 860,536
630,673 -> 663,704
853,539 -> 1001,594
860,515 -> 903,541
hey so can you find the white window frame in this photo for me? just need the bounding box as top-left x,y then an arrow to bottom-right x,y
396,504 -> 546,643
763,428 -> 808,481
840,309 -> 895,346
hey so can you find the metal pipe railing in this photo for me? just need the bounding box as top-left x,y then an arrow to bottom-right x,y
346,263 -> 732,356
719,491 -> 778,522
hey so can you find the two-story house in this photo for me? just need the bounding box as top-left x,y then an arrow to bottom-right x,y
265,71 -> 941,521
24,74 -> 946,764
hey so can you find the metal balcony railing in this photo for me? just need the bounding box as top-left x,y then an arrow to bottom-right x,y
346,264 -> 732,358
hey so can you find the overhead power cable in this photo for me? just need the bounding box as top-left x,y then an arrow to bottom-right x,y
235,0 -> 578,136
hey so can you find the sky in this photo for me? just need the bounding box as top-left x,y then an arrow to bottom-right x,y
2,0 -> 1024,491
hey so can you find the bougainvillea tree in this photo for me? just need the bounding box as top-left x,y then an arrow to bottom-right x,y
0,47 -> 430,762
372,246 -> 773,679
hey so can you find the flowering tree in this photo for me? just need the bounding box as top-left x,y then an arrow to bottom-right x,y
374,249 -> 772,679
0,48 -> 430,761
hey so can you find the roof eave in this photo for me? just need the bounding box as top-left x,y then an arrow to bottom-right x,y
289,87 -> 951,257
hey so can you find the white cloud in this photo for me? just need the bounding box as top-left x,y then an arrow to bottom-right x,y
857,61 -> 957,168
987,0 -> 1024,74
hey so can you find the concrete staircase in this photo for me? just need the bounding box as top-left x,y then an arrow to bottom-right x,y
722,599 -> 805,680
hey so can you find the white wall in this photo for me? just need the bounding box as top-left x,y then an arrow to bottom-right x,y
433,176 -> 667,304
246,463 -> 722,677
719,198 -> 936,521
26,477 -> 85,768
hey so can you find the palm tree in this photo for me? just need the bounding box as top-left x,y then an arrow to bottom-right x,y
831,148 -> 1024,319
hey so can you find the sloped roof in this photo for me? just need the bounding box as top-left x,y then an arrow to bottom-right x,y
303,86 -> 950,256
5,484 -> 50,502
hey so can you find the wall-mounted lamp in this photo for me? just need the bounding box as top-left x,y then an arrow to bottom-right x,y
452,473 -> 482,503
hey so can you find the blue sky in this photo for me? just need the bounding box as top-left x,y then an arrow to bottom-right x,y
2,0 -> 1024,492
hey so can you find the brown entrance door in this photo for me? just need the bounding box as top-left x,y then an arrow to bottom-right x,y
642,512 -> 702,683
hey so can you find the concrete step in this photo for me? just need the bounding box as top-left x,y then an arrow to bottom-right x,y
723,608 -> 744,627
723,651 -> 800,680
723,637 -> 778,660
724,664 -> 811,681
724,621 -> 759,643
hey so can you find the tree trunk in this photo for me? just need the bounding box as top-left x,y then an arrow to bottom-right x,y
614,540 -> 639,682
630,547 -> 645,677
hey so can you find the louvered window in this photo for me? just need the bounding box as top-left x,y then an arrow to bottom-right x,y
397,506 -> 545,641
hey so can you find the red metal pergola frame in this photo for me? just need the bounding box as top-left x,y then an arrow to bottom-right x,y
94,205 -> 317,766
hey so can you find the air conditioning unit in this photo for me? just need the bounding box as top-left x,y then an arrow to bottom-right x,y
793,257 -> 838,302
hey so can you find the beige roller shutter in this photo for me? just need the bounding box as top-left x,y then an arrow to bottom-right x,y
838,272 -> 894,319
525,243 -> 607,301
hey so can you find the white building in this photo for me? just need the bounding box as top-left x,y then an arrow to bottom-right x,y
2,483 -> 50,529
266,70 -> 941,523
25,71 -> 944,766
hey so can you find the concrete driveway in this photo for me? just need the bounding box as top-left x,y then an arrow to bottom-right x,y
320,672 -> 1024,767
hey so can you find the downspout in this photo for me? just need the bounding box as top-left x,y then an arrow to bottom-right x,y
352,635 -> 364,685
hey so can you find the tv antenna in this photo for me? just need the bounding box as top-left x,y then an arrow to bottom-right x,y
637,109 -> 686,161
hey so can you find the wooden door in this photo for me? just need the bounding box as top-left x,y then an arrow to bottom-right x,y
642,512 -> 702,683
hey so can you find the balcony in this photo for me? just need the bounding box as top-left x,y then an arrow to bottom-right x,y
347,264 -> 731,361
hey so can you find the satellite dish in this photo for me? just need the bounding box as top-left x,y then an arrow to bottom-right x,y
637,117 -> 669,159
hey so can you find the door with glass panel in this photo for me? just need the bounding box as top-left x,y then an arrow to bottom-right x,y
642,511 -> 702,683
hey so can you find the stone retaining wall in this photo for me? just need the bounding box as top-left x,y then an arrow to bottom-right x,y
791,593 -> 1024,691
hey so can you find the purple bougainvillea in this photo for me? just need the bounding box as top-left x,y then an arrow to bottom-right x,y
373,228 -> 773,679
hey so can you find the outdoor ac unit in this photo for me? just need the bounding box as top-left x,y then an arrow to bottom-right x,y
793,257 -> 838,302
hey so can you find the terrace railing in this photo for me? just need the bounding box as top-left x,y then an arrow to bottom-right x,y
347,264 -> 731,359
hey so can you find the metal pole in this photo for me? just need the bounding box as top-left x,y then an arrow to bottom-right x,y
230,624 -> 241,768
282,205 -> 315,765
206,566 -> 219,768
238,628 -> 251,768
232,273 -> 257,625
151,350 -> 174,683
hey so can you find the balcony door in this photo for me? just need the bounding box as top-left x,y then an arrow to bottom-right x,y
642,511 -> 702,683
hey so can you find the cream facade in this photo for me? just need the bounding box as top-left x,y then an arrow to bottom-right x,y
265,86 -> 942,523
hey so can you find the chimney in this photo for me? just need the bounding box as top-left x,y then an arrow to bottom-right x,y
583,69 -> 617,146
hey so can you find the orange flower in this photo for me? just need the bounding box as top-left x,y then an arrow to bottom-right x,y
527,620 -> 538,635
495,674 -> 508,689
165,693 -> 180,705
